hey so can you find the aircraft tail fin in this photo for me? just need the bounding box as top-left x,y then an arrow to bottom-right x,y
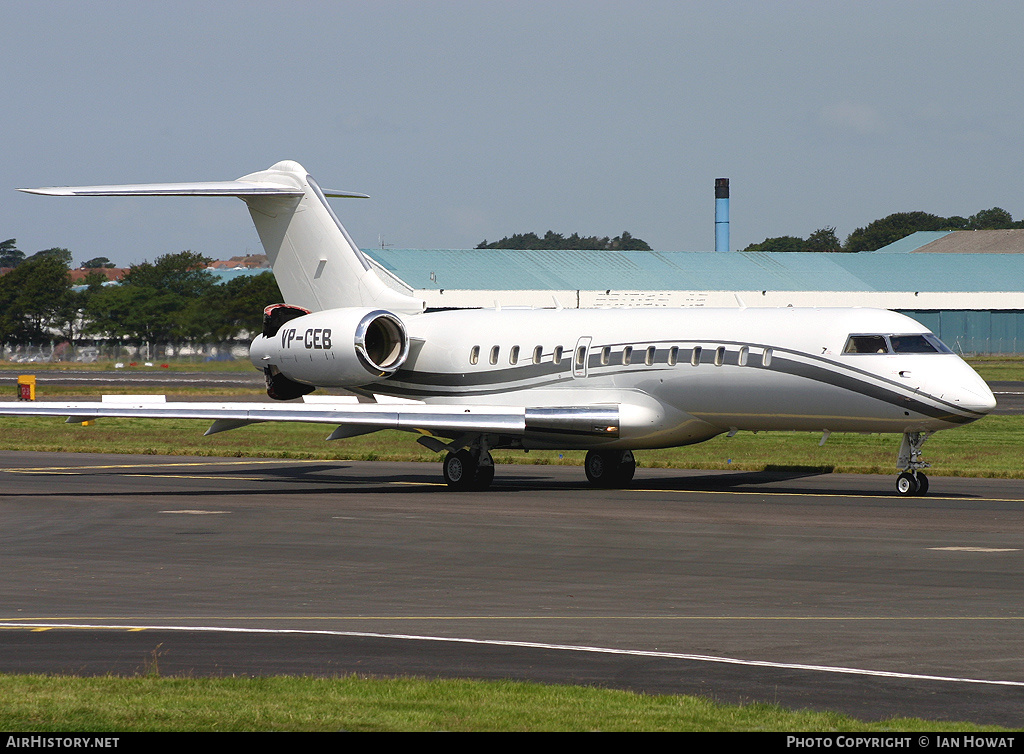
19,160 -> 424,315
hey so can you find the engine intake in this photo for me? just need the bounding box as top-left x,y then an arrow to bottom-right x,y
250,307 -> 411,394
356,311 -> 408,374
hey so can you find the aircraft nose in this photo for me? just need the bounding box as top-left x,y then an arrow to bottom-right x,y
959,383 -> 997,415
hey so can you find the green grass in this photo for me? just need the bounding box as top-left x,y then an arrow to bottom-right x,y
964,356 -> 1024,382
0,414 -> 1019,478
0,674 -> 1007,732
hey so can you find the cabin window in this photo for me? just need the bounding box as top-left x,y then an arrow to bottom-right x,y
553,346 -> 563,364
645,346 -> 656,366
575,345 -> 586,368
762,348 -> 772,367
668,346 -> 678,366
489,345 -> 500,365
622,346 -> 633,365
691,346 -> 701,366
470,346 -> 480,365
844,335 -> 889,354
738,346 -> 749,366
509,345 -> 520,365
601,346 -> 611,366
533,346 -> 543,364
714,346 -> 725,366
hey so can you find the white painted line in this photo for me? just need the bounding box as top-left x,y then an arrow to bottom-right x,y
929,547 -> 1019,552
2,621 -> 1022,688
159,510 -> 231,515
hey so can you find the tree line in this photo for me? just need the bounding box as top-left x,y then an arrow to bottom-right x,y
744,207 -> 1022,252
0,242 -> 281,349
477,230 -> 652,251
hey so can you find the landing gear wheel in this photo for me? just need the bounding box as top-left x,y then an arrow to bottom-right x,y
444,449 -> 476,490
896,471 -> 920,497
443,449 -> 495,491
585,450 -> 636,488
618,450 -> 636,486
915,473 -> 929,496
475,462 -> 495,489
896,432 -> 932,497
584,450 -> 608,485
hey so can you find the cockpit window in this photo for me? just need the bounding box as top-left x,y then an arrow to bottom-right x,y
844,335 -> 889,354
843,333 -> 953,355
889,335 -> 936,353
891,334 -> 953,354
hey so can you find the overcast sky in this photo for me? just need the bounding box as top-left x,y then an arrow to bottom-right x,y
3,1 -> 1023,266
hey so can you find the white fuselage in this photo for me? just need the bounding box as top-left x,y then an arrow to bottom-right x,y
252,305 -> 996,451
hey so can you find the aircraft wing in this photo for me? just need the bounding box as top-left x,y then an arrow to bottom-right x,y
0,399 -> 621,442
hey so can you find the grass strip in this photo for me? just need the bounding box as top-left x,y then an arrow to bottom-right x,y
963,356 -> 1024,382
0,674 -> 1007,732
0,414 -> 1019,478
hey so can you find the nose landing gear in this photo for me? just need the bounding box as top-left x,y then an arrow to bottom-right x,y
895,431 -> 932,496
896,470 -> 928,496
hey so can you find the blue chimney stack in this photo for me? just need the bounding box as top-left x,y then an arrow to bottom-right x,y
715,178 -> 730,252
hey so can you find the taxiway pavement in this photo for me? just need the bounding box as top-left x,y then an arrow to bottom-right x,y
1,451 -> 1023,726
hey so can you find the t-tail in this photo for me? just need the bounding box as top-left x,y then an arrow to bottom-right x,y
19,160 -> 424,315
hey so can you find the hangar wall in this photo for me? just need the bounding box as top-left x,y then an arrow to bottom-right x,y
900,310 -> 1024,355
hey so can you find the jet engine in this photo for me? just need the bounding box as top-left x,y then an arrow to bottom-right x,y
250,306 -> 410,398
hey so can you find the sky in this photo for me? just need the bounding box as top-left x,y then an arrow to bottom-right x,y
2,1 -> 1023,267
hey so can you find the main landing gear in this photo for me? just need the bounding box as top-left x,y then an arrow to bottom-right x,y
440,446 -> 636,491
442,447 -> 495,491
895,431 -> 932,497
425,432 -> 638,491
584,449 -> 636,488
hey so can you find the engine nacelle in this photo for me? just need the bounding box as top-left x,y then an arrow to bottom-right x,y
250,307 -> 410,393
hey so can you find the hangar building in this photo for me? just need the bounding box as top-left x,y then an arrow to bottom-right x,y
363,229 -> 1024,355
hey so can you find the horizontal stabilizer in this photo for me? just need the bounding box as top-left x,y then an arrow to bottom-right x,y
17,181 -> 369,199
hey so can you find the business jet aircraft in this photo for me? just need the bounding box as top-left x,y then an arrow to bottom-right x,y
0,161 -> 996,495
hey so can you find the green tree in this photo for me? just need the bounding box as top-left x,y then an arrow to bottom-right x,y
82,256 -> 116,269
477,230 -> 651,251
0,254 -> 73,343
122,250 -> 214,298
743,235 -> 808,252
24,247 -> 73,267
0,239 -> 24,268
81,269 -> 111,290
966,207 -> 1014,230
805,227 -> 841,251
844,208 -> 1019,250
84,251 -> 214,348
84,284 -> 180,346
844,212 -> 948,252
610,231 -> 651,251
203,272 -> 283,341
